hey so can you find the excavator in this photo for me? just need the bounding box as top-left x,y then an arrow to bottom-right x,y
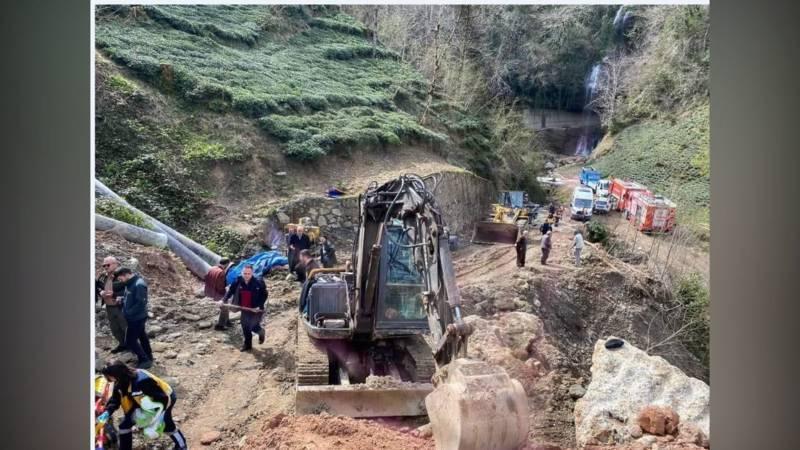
472,190 -> 535,245
295,174 -> 528,450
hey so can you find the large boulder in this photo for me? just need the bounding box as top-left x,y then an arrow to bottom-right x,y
574,337 -> 709,447
463,312 -> 562,393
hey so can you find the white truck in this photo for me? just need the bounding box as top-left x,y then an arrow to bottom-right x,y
593,179 -> 612,213
570,186 -> 595,221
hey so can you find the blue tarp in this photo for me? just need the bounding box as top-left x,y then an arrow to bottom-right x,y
226,251 -> 289,286
327,188 -> 346,198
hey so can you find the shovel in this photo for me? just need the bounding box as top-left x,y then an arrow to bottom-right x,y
215,302 -> 264,314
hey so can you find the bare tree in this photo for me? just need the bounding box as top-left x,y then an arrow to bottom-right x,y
588,53 -> 628,128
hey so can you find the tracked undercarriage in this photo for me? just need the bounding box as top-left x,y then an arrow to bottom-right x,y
296,319 -> 436,417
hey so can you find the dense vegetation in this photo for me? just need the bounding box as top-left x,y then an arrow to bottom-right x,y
348,5 -> 621,112
590,6 -> 710,130
95,5 -> 547,200
94,4 -> 709,251
95,5 -> 445,161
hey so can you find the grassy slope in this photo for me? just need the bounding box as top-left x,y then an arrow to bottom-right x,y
95,5 -> 447,161
591,102 -> 710,228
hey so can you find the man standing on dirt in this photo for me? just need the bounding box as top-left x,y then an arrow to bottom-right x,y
114,267 -> 154,369
515,231 -> 528,268
541,229 -> 553,265
223,264 -> 267,352
572,229 -> 585,267
96,256 -> 127,354
205,258 -> 232,331
540,219 -> 552,235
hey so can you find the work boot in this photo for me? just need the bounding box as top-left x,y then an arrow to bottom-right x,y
239,344 -> 252,352
110,345 -> 127,354
136,359 -> 153,369
214,324 -> 226,331
258,328 -> 266,345
169,429 -> 188,450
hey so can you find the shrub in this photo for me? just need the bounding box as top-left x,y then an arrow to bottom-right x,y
674,273 -> 710,367
585,220 -> 610,244
95,197 -> 154,230
108,74 -> 137,94
191,226 -> 249,258
309,17 -> 367,36
183,137 -> 242,162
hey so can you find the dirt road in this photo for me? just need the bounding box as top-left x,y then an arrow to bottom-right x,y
95,207 -> 705,449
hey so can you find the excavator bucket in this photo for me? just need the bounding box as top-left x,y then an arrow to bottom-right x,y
471,221 -> 519,245
425,358 -> 529,450
296,383 -> 433,417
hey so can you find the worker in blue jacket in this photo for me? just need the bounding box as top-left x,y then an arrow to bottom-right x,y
115,267 -> 153,369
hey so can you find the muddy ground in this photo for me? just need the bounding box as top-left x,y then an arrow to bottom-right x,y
95,216 -> 703,449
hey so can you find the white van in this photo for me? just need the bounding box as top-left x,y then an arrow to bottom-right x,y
593,179 -> 612,213
571,186 -> 595,221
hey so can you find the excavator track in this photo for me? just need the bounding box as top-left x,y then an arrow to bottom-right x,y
296,320 -> 329,386
406,335 -> 436,383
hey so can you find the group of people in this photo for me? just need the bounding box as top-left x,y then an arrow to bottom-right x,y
95,256 -> 155,370
515,225 -> 585,268
286,224 -> 337,278
94,227 -> 341,448
96,257 -> 187,449
202,226 -> 337,350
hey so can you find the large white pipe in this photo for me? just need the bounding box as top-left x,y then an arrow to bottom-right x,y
94,179 -> 221,265
94,180 -> 213,278
95,214 -> 169,248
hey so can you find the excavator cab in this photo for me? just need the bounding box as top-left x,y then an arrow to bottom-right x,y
376,224 -> 428,330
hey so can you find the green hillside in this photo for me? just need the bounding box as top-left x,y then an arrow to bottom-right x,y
95,5 -> 446,161
593,102 -> 710,228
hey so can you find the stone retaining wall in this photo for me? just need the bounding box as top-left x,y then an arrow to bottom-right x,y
265,170 -> 495,253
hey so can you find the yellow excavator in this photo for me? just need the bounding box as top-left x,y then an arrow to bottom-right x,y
295,174 -> 528,450
472,190 -> 534,245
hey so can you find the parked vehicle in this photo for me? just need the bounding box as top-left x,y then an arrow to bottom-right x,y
473,191 -> 532,244
609,178 -> 650,212
570,186 -> 595,221
593,179 -> 612,213
596,179 -> 611,196
627,192 -> 677,232
579,167 -> 602,191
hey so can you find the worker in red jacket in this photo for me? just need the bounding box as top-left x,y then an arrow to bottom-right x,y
204,258 -> 232,331
223,264 -> 267,351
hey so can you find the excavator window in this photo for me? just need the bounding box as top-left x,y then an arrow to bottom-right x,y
377,226 -> 426,325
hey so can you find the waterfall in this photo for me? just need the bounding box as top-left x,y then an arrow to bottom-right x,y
573,6 -> 633,157
585,64 -> 601,102
574,64 -> 601,156
613,5 -> 625,35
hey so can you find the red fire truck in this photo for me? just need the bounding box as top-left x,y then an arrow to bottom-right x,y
609,178 -> 650,212
627,192 -> 677,232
